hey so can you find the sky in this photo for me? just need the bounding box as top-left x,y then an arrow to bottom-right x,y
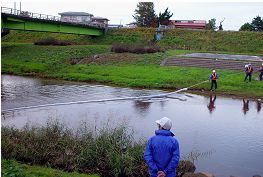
1,0 -> 263,31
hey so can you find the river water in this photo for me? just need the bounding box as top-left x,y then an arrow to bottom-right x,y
1,74 -> 263,177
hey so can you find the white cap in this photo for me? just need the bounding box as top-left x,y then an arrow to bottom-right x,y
155,117 -> 172,130
212,70 -> 216,73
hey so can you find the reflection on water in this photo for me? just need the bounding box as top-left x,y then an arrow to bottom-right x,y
243,99 -> 250,115
1,75 -> 263,177
256,101 -> 261,113
133,100 -> 152,116
207,94 -> 216,114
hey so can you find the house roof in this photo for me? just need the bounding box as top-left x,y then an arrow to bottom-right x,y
92,16 -> 109,21
126,22 -> 137,25
59,12 -> 93,16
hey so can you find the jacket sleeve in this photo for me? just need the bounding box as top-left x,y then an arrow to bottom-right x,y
164,140 -> 180,174
144,138 -> 158,174
209,74 -> 212,80
216,74 -> 218,79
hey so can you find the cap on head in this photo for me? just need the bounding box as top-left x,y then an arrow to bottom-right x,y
212,70 -> 216,73
248,63 -> 251,66
262,63 -> 263,66
155,117 -> 172,130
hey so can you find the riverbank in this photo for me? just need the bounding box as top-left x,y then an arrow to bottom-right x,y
1,121 -> 197,177
1,159 -> 99,177
2,43 -> 263,98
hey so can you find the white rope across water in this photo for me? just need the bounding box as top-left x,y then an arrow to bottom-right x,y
1,80 -> 209,113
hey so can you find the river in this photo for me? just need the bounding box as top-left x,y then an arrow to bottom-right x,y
1,74 -> 263,177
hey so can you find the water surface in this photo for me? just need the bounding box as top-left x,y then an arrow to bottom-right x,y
1,75 -> 263,177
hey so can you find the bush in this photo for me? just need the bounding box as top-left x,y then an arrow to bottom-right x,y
111,43 -> 164,54
1,120 -> 195,177
1,121 -> 146,177
34,38 -> 72,46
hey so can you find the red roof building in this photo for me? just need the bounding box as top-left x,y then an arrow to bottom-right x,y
169,20 -> 206,29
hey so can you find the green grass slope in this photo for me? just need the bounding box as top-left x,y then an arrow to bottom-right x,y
1,43 -> 263,98
2,28 -> 263,54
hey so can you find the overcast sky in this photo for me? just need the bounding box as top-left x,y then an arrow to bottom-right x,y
1,0 -> 263,30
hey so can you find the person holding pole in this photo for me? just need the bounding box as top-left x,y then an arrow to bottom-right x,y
209,70 -> 218,91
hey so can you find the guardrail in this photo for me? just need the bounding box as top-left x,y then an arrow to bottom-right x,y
1,7 -> 107,29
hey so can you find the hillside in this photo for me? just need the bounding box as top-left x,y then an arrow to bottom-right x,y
2,28 -> 263,54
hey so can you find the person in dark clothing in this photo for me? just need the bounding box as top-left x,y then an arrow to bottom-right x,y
258,63 -> 263,81
144,117 -> 180,177
209,70 -> 218,91
244,64 -> 253,82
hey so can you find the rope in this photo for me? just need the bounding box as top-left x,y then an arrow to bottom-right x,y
1,80 -> 209,113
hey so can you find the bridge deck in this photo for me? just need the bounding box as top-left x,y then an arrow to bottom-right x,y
1,7 -> 105,36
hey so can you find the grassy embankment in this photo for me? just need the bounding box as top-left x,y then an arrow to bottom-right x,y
2,159 -> 98,177
2,29 -> 263,97
2,41 -> 263,98
3,28 -> 263,54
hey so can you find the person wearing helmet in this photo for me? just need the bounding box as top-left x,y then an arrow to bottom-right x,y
258,63 -> 263,81
144,117 -> 180,177
209,70 -> 218,91
244,64 -> 253,82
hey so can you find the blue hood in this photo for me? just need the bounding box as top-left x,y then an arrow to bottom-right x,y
155,129 -> 175,137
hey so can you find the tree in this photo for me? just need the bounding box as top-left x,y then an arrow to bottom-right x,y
239,22 -> 252,31
157,8 -> 173,26
218,18 -> 225,31
251,16 -> 263,31
133,2 -> 157,27
205,18 -> 217,31
239,16 -> 263,32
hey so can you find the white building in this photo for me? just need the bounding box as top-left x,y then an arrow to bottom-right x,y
59,12 -> 94,24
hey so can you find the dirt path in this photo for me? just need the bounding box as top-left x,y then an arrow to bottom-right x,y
162,57 -> 262,71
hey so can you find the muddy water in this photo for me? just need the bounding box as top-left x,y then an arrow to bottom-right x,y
1,75 -> 263,177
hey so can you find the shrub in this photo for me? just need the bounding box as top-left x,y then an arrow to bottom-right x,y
1,120 -> 195,177
111,43 -> 164,54
34,38 -> 72,46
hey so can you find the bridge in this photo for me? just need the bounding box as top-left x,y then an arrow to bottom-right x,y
1,7 -> 105,36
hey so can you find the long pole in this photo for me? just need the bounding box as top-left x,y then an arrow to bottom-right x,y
1,80 -> 209,113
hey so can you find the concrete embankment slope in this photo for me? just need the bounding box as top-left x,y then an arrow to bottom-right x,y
162,53 -> 263,71
2,28 -> 263,54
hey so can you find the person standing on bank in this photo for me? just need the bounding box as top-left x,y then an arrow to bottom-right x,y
209,70 -> 218,91
258,63 -> 263,81
144,117 -> 180,177
244,64 -> 253,82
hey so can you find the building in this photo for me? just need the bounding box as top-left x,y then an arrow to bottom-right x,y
125,22 -> 137,28
169,20 -> 206,29
91,17 -> 109,27
59,12 -> 94,24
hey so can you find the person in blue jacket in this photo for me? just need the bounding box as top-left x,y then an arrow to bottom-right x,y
144,117 -> 180,177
